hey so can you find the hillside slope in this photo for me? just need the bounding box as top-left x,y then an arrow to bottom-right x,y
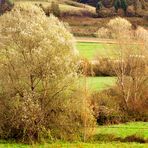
11,1 -> 148,37
15,0 -> 96,17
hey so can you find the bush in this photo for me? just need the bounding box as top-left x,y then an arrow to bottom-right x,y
96,27 -> 110,39
79,58 -> 116,77
0,3 -> 95,143
91,90 -> 123,125
93,17 -> 148,123
50,1 -> 61,17
39,2 -> 61,17
91,133 -> 147,143
108,18 -> 148,116
108,17 -> 132,39
38,3 -> 50,16
0,0 -> 14,14
123,135 -> 146,143
91,86 -> 148,124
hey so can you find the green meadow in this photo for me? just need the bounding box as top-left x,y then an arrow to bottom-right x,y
77,42 -> 117,91
80,77 -> 116,91
96,122 -> 148,139
0,122 -> 147,148
76,42 -> 117,60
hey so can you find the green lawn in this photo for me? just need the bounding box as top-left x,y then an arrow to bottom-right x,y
80,77 -> 116,91
76,42 -> 116,60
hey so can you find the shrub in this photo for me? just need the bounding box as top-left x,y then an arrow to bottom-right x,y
50,1 -> 61,17
106,18 -> 148,115
0,0 -> 14,14
93,58 -> 115,76
91,133 -> 147,143
108,17 -> 132,39
96,27 -> 110,39
123,135 -> 146,143
79,58 -> 116,77
92,133 -> 117,142
94,17 -> 148,122
91,90 -> 123,125
0,3 -> 95,143
39,3 -> 50,16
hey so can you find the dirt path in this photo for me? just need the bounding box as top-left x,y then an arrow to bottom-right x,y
76,37 -> 143,45
76,37 -> 117,44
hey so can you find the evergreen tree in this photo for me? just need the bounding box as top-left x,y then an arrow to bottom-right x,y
121,0 -> 128,13
96,0 -> 103,11
80,0 -> 88,3
114,0 -> 128,14
114,0 -> 121,12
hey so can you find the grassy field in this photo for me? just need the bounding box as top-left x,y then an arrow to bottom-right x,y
77,41 -> 117,91
0,142 -> 147,148
96,122 -> 148,139
80,77 -> 116,91
0,122 -> 147,148
76,42 -> 116,60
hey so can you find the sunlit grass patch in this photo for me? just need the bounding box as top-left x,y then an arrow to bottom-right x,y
77,42 -> 117,60
96,122 -> 148,139
80,77 -> 117,91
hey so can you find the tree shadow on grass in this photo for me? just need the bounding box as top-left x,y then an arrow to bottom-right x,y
91,134 -> 148,144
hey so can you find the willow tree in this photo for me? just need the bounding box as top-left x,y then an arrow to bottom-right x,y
0,3 -> 95,142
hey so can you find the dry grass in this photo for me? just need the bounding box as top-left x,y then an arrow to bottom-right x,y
16,0 -> 96,18
61,17 -> 148,37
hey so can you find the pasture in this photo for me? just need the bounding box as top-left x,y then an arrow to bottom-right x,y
77,40 -> 117,91
81,77 -> 116,91
76,42 -> 116,60
96,122 -> 148,139
0,122 -> 147,147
